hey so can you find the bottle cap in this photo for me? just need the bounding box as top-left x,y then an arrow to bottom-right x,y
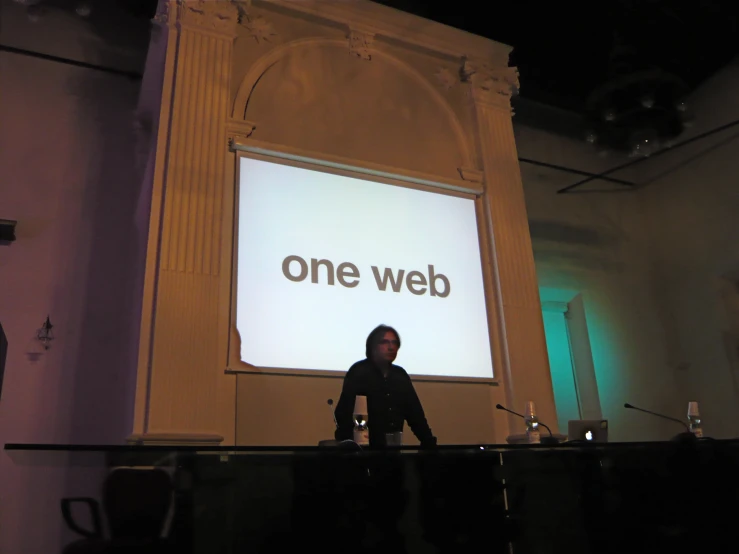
354,395 -> 368,414
687,401 -> 700,417
525,401 -> 536,418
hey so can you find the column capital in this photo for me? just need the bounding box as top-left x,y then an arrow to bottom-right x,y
347,27 -> 375,60
463,59 -> 520,112
162,0 -> 241,39
151,0 -> 174,43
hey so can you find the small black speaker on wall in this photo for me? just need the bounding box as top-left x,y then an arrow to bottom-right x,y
0,323 -> 6,400
0,219 -> 17,243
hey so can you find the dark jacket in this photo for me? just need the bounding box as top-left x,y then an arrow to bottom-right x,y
334,359 -> 437,447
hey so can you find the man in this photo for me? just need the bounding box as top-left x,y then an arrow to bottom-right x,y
334,324 -> 437,447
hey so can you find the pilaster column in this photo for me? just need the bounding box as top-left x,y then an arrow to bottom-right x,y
467,62 -> 559,433
133,0 -> 239,442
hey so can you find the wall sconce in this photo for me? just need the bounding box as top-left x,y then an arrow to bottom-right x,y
36,316 -> 54,350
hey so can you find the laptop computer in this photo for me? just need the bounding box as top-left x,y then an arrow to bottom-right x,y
568,420 -> 609,443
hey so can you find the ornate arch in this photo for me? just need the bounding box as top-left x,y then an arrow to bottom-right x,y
232,37 -> 474,167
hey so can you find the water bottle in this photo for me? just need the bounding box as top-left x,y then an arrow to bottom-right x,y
353,395 -> 369,445
524,401 -> 541,444
687,401 -> 703,438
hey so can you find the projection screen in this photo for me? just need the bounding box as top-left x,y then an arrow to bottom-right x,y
234,155 -> 494,380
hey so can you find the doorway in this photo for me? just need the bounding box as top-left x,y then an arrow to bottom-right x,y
540,289 -> 602,432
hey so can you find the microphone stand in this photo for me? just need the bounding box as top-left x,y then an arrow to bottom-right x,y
327,398 -> 338,430
623,403 -> 696,442
318,399 -> 341,448
496,404 -> 559,444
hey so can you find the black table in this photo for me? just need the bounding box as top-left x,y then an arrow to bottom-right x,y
6,440 -> 738,554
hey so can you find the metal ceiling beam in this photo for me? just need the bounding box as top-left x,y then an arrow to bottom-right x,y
518,158 -> 635,186
557,118 -> 739,194
0,44 -> 142,80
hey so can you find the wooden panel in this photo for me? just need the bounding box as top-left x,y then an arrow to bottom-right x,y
147,270 -> 235,436
235,373 -> 498,446
236,373 -> 341,446
140,8 -> 239,439
160,29 -> 230,276
502,306 -> 558,432
413,380 -> 498,445
476,103 -> 541,309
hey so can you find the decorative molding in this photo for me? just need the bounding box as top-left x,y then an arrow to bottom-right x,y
245,15 -> 277,44
434,60 -> 519,108
228,120 -> 258,150
231,37 -> 475,168
348,28 -> 374,60
542,301 -> 569,314
434,67 -> 457,91
263,0 -> 511,66
232,137 -> 482,195
457,167 -> 483,183
152,0 -> 171,26
231,0 -> 251,22
227,119 -> 258,134
178,0 -> 239,37
160,23 -> 234,276
463,59 -> 520,111
460,57 -> 477,83
474,65 -> 520,97
150,0 -> 173,43
475,105 -> 541,310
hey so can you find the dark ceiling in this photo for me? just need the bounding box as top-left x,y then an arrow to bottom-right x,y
372,0 -> 739,114
34,0 -> 739,116
8,0 -> 737,192
116,0 -> 739,115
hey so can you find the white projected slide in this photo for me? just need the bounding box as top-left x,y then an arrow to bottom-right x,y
235,156 -> 494,379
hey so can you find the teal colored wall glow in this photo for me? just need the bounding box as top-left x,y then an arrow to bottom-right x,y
541,309 -> 580,431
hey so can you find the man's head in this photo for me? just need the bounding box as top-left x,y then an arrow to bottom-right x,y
366,324 -> 401,365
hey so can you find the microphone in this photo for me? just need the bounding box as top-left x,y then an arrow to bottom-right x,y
623,402 -> 694,439
496,403 -> 556,441
327,398 -> 338,430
